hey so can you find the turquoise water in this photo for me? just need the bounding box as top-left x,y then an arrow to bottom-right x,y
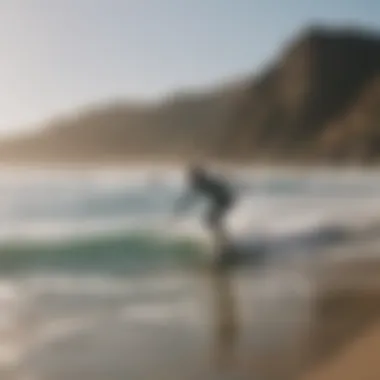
0,232 -> 204,274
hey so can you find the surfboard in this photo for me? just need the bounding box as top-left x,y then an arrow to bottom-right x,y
211,237 -> 267,269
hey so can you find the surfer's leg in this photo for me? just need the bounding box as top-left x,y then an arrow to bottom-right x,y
207,205 -> 228,255
210,267 -> 238,370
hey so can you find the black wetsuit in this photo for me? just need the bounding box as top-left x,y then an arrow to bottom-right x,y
189,172 -> 234,230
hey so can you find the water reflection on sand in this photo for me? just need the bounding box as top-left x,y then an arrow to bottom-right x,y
0,264 -> 315,380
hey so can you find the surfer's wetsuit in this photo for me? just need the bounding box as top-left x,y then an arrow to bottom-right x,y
176,166 -> 235,245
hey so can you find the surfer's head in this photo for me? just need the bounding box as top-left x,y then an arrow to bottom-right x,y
188,163 -> 206,182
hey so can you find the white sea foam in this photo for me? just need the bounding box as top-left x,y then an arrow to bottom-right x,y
0,167 -> 379,257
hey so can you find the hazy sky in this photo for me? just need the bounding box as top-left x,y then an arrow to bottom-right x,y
1,0 -> 379,135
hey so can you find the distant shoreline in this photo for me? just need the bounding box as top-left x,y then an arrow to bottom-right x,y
2,27 -> 380,168
0,159 -> 380,174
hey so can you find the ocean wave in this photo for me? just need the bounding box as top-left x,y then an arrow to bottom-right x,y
0,218 -> 361,275
0,230 -> 207,274
0,167 -> 379,274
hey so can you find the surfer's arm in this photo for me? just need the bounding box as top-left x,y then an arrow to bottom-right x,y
173,190 -> 198,216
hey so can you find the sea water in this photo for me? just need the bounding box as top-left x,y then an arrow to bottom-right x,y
1,166 -> 380,379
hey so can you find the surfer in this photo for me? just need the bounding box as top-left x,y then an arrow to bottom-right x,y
174,164 -> 239,368
174,164 -> 235,257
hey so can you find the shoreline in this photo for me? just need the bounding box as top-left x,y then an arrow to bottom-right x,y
299,254 -> 380,380
0,160 -> 380,175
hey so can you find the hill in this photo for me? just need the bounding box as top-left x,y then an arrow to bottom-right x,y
1,25 -> 380,164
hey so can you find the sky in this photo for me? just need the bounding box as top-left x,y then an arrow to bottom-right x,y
0,0 -> 380,136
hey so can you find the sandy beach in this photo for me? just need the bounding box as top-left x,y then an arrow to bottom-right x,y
0,251 -> 378,380
227,252 -> 380,380
299,257 -> 380,380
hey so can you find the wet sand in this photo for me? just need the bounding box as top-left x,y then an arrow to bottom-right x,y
9,265 -> 313,380
2,254 -> 380,380
235,255 -> 380,380
300,257 -> 380,380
